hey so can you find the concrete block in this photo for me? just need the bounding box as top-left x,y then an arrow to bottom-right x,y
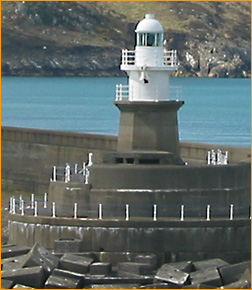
193,258 -> 229,271
155,264 -> 190,286
169,261 -> 195,273
140,283 -> 172,289
59,253 -> 94,274
1,266 -> 46,288
220,279 -> 251,289
84,275 -> 153,285
52,268 -> 85,287
44,274 -> 82,289
118,262 -> 153,276
218,261 -> 251,285
190,267 -> 222,287
134,254 -> 157,269
1,279 -> 14,289
90,262 -> 112,276
240,269 -> 251,285
12,284 -> 34,289
21,243 -> 59,274
2,255 -> 26,270
88,284 -> 140,289
54,238 -> 84,253
1,246 -> 30,259
182,283 -> 215,289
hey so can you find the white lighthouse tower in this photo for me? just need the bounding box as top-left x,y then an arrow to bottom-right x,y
117,14 -> 178,102
115,14 -> 184,158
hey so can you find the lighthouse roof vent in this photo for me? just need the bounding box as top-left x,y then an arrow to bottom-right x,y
135,14 -> 164,33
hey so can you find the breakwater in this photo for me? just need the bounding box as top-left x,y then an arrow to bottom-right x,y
2,126 -> 250,193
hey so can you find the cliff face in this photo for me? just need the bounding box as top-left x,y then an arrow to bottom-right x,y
1,1 -> 251,77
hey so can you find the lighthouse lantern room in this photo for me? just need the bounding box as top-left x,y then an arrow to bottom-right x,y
117,14 -> 179,102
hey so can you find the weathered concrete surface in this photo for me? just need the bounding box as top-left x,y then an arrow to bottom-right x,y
2,126 -> 250,193
8,216 -> 250,264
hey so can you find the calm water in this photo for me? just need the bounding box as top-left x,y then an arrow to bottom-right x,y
1,77 -> 251,147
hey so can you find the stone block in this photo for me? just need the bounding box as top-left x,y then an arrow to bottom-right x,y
1,279 -> 14,289
155,264 -> 190,287
90,262 -> 112,276
59,253 -> 94,274
169,261 -> 195,273
134,254 -> 157,270
118,262 -> 153,276
1,266 -> 46,288
44,274 -> 82,289
1,246 -> 30,259
193,258 -> 229,271
218,261 -> 251,285
190,267 -> 222,287
21,243 -> 59,274
54,238 -> 84,253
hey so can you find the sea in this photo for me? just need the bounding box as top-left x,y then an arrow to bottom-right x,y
1,77 -> 251,148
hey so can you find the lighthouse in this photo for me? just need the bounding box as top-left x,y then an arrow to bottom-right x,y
115,14 -> 184,160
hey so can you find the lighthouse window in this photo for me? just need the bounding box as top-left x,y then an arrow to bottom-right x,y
137,33 -> 164,47
147,33 -> 155,46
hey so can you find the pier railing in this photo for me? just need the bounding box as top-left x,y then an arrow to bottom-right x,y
8,193 -> 251,221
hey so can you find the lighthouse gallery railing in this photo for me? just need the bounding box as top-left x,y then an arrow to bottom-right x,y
121,49 -> 178,67
115,84 -> 182,101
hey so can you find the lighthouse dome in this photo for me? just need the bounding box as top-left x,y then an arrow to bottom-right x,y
135,14 -> 163,33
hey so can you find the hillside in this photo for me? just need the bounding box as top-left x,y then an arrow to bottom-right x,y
1,1 -> 251,77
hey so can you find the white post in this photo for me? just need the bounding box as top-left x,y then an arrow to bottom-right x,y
9,197 -> 13,213
34,201 -> 38,217
153,204 -> 157,221
206,205 -> 211,221
224,151 -> 228,165
31,194 -> 35,209
83,162 -> 86,176
74,164 -> 78,174
207,151 -> 211,165
21,199 -> 25,216
87,153 -> 93,167
19,195 -> 23,210
211,149 -> 216,165
65,163 -> 71,183
53,166 -> 57,182
85,169 -> 89,185
12,198 -> 16,214
52,202 -> 56,218
44,193 -> 47,208
125,204 -> 130,221
180,205 -> 184,221
98,204 -> 103,220
230,204 -> 234,220
74,203 -> 78,219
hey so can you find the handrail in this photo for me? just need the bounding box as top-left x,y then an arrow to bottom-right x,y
121,49 -> 178,67
9,194 -> 251,221
115,84 -> 182,101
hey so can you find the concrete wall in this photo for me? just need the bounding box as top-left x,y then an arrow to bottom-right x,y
8,215 -> 250,264
2,126 -> 251,193
1,126 -> 117,193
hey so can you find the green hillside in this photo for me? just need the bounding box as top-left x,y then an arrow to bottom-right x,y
1,1 -> 251,77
